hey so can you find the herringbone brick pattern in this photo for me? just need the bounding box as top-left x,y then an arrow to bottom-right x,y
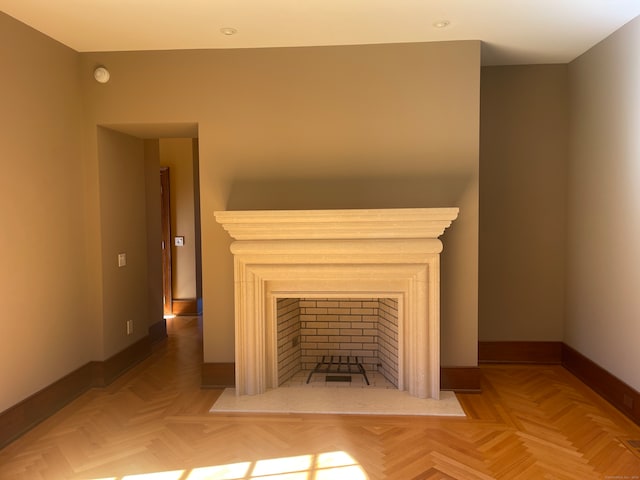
0,316 -> 638,479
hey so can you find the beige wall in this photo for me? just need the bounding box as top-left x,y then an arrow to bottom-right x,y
566,16 -> 640,390
96,128 -> 150,356
0,12 -> 90,412
159,138 -> 197,300
479,65 -> 568,341
79,41 -> 481,367
144,140 -> 164,331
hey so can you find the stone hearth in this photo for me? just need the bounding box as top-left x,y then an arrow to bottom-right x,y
214,208 -> 458,400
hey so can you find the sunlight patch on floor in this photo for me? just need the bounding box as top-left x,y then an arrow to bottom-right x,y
90,450 -> 368,480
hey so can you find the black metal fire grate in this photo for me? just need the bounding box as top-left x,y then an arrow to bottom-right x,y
306,355 -> 370,385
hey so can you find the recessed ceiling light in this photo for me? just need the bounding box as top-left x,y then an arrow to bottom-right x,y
433,20 -> 451,29
220,27 -> 238,36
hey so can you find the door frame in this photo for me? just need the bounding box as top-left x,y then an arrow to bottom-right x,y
160,167 -> 173,315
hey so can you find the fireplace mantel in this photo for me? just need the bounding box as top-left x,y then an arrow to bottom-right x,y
214,207 -> 459,240
215,208 -> 459,400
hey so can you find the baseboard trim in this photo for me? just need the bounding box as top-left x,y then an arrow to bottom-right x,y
91,336 -> 152,387
562,343 -> 640,425
202,362 -> 235,388
172,298 -> 200,316
149,318 -> 168,345
440,366 -> 482,393
477,340 -> 640,426
0,327 -> 157,449
0,362 -> 93,449
5,336 -> 637,450
478,341 -> 562,364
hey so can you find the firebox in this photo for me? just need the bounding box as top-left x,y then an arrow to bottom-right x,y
277,297 -> 399,387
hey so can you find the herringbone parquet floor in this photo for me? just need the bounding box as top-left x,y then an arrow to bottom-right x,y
1,316 -> 639,479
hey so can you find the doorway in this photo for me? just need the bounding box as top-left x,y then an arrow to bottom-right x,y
160,167 -> 172,316
159,138 -> 202,317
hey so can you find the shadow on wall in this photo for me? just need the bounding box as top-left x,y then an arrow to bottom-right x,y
225,174 -> 474,211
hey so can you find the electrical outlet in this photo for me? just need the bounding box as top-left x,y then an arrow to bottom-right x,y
118,253 -> 127,267
126,320 -> 134,336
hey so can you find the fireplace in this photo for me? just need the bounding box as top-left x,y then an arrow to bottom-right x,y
214,208 -> 458,400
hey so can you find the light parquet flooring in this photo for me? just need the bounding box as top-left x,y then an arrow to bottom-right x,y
1,316 -> 639,479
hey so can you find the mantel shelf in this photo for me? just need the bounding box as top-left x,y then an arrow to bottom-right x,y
214,207 -> 459,241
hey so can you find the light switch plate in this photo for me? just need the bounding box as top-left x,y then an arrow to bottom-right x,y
174,236 -> 184,246
118,253 -> 127,267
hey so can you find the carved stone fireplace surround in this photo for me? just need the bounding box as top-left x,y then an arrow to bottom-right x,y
215,208 -> 459,400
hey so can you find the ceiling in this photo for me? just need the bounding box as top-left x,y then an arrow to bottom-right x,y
1,0 -> 639,65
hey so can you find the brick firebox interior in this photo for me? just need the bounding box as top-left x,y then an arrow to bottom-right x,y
277,298 -> 399,387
